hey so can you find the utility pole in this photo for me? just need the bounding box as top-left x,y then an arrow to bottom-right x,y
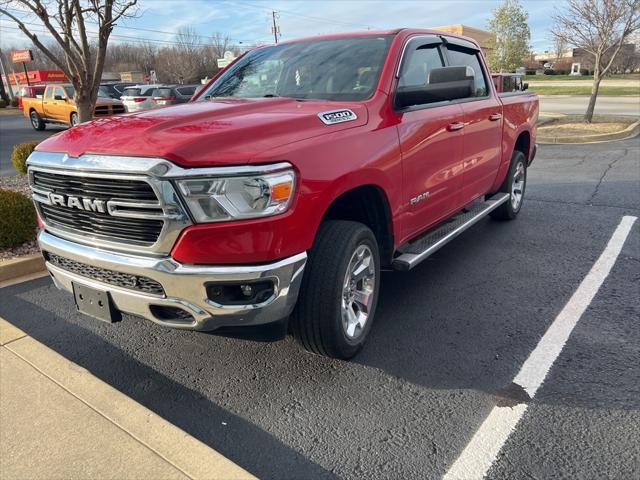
271,10 -> 280,44
0,48 -> 15,102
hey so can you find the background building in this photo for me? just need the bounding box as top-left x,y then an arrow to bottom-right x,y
431,24 -> 496,57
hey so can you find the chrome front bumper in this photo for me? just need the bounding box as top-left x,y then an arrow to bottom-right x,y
39,230 -> 307,331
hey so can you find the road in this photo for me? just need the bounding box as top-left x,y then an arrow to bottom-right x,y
1,138 -> 638,479
0,113 -> 63,176
539,95 -> 640,116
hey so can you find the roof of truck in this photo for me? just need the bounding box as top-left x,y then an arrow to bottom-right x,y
277,28 -> 479,48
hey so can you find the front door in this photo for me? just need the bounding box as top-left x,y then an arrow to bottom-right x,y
395,37 -> 466,241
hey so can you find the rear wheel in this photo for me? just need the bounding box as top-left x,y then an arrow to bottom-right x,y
490,150 -> 527,220
292,220 -> 380,359
30,110 -> 45,131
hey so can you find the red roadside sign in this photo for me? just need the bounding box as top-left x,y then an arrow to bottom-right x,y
11,49 -> 33,63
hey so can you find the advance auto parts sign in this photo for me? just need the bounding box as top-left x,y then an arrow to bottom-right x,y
11,49 -> 33,63
318,109 -> 358,125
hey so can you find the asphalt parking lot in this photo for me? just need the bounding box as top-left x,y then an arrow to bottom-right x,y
1,137 -> 639,479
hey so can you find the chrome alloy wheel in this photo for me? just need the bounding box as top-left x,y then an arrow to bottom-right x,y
341,244 -> 376,339
511,161 -> 526,211
30,112 -> 39,128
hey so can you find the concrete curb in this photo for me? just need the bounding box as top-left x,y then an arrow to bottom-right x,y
538,118 -> 640,144
0,253 -> 46,283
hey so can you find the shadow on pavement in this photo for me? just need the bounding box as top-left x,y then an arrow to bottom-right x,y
0,278 -> 338,480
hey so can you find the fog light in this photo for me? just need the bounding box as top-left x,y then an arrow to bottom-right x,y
206,281 -> 275,306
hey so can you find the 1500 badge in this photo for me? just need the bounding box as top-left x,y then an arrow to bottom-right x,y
318,109 -> 357,125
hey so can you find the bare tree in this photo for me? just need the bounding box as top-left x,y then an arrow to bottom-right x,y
0,0 -> 138,122
552,0 -> 639,122
552,33 -> 568,61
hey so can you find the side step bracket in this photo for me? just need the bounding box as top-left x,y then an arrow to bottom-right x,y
391,193 -> 510,271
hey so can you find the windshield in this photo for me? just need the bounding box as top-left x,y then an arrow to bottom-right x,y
198,35 -> 393,102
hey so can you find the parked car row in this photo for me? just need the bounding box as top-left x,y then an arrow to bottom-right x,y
119,84 -> 201,112
18,81 -> 202,130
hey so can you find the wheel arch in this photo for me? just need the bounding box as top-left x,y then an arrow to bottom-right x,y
490,127 -> 533,193
513,130 -> 531,162
319,184 -> 395,266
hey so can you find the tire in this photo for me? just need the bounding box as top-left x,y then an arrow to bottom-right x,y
490,150 -> 527,221
30,110 -> 45,131
292,220 -> 380,359
70,112 -> 79,127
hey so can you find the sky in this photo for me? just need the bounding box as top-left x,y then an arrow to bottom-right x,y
0,0 -> 560,53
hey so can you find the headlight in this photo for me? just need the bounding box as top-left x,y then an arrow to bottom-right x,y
176,169 -> 295,223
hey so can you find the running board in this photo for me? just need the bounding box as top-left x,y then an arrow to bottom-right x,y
392,193 -> 510,271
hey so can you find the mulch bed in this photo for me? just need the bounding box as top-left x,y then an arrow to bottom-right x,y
0,174 -> 31,196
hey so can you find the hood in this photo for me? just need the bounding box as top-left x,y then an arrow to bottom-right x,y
37,98 -> 368,167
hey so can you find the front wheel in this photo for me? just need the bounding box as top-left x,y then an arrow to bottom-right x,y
291,220 -> 380,359
490,150 -> 527,221
30,110 -> 45,131
70,112 -> 79,127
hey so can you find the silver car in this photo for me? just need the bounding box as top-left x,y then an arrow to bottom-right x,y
120,84 -> 165,112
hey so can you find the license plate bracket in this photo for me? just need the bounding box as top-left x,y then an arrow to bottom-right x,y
72,282 -> 121,323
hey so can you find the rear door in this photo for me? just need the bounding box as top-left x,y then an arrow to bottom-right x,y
443,41 -> 503,204
395,36 -> 466,240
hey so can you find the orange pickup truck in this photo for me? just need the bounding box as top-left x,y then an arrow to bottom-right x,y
23,84 -> 126,130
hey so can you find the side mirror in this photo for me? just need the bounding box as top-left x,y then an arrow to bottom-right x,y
54,94 -> 65,101
396,66 -> 475,109
523,82 -> 529,91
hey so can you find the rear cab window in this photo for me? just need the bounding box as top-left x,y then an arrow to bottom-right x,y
444,45 -> 489,98
122,87 -> 153,97
152,88 -> 174,97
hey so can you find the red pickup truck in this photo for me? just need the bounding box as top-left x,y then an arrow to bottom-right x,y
28,29 -> 538,359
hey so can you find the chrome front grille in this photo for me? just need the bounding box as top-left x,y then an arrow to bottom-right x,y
39,203 -> 163,245
32,169 -> 163,247
32,170 -> 158,201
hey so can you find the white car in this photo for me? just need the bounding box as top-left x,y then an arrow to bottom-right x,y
120,84 -> 165,112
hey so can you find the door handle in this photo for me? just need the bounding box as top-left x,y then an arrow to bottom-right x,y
489,113 -> 502,121
447,122 -> 465,132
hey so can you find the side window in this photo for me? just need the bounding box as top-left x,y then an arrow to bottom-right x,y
54,87 -> 66,99
398,44 -> 444,89
503,76 -> 516,92
45,88 -> 54,99
445,46 -> 488,97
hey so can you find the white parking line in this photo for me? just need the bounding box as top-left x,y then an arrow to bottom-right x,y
444,215 -> 638,480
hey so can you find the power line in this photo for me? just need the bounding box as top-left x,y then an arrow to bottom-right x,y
0,24 -> 266,49
226,1 -> 380,31
0,7 -> 269,45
